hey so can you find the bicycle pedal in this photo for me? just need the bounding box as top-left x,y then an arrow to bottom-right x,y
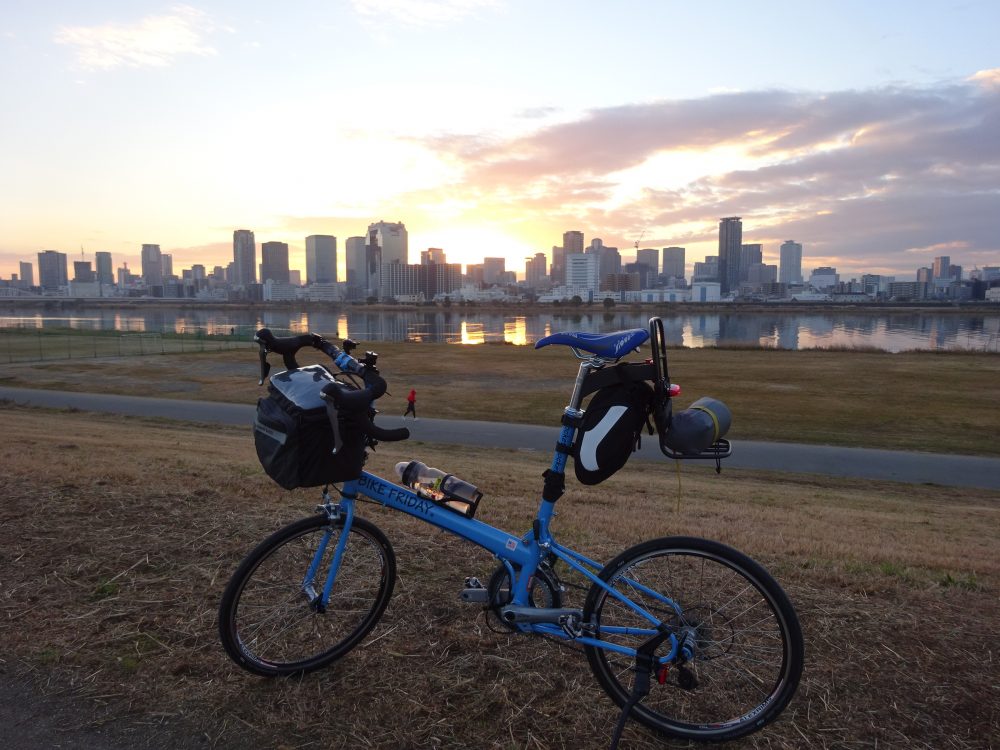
460,577 -> 489,603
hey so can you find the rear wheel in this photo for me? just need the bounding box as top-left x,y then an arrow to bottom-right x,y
583,536 -> 803,742
219,514 -> 395,676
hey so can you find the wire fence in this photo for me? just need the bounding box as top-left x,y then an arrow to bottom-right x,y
0,328 -> 256,364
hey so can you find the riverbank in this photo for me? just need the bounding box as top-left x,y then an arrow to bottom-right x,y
1,343 -> 998,455
3,295 -> 999,316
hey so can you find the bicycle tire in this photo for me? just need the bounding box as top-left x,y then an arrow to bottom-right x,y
583,536 -> 803,742
219,514 -> 396,677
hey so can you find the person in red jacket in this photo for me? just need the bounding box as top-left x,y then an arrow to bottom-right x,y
403,388 -> 417,419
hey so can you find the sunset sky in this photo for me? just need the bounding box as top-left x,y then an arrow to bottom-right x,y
2,1 -> 998,281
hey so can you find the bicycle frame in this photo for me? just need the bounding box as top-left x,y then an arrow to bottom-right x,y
304,347 -> 687,666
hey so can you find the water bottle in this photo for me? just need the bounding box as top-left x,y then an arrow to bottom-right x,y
394,461 -> 483,516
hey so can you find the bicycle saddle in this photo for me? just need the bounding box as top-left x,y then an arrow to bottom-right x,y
534,328 -> 649,358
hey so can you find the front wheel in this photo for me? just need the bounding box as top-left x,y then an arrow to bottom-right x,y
583,536 -> 803,742
219,514 -> 396,676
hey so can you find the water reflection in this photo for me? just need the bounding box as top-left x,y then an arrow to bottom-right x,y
504,317 -> 527,346
460,321 -> 484,345
2,306 -> 999,352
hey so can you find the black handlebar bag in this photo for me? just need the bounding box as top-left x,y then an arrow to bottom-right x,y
572,380 -> 653,485
253,365 -> 366,489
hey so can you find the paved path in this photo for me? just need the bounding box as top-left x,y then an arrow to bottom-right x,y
3,385 -> 999,491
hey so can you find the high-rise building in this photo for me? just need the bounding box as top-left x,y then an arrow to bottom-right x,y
483,257 -> 506,285
73,261 -> 94,282
932,256 -> 951,280
917,267 -> 933,283
305,235 -> 336,284
566,252 -> 599,294
563,230 -> 584,255
233,229 -> 256,286
740,244 -> 762,281
418,262 -> 462,299
261,241 -> 291,283
365,228 -> 382,298
636,248 -> 659,276
809,266 -> 839,290
345,236 -> 366,288
624,261 -> 654,289
550,245 -> 566,285
117,262 -> 136,287
421,248 -> 446,265
38,250 -> 68,290
587,240 -> 621,283
19,261 -> 34,288
745,263 -> 778,286
662,247 -> 685,280
779,240 -> 803,284
692,256 -> 719,283
368,221 -> 407,265
718,217 -> 742,295
380,261 -> 420,299
141,244 -> 163,286
161,253 -> 173,279
95,252 -> 113,284
525,253 -> 547,288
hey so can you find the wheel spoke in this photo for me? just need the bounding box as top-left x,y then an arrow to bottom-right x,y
584,538 -> 802,742
219,516 -> 395,676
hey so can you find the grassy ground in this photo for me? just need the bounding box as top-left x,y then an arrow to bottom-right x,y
1,406 -> 997,748
1,342 -> 999,455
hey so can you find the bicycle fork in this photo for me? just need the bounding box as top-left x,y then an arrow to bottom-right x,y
302,496 -> 355,612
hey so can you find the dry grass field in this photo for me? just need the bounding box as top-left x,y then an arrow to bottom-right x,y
1,406 -> 997,749
1,341 -> 999,455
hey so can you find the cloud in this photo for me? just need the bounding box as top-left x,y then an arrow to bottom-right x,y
54,5 -> 217,70
349,0 -> 501,27
414,75 -> 1000,275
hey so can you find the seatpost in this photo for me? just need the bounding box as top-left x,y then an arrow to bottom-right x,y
566,359 -> 599,414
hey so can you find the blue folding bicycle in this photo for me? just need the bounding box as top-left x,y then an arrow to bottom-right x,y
219,317 -> 803,745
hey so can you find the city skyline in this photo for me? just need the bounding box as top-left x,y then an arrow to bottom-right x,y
15,223 -> 992,293
2,2 -> 999,280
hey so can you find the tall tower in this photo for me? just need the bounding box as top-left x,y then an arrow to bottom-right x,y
421,248 -> 446,265
740,244 -> 762,282
525,252 -> 547,288
662,247 -> 685,280
563,230 -> 584,255
160,253 -> 173,278
718,217 -> 743,295
37,250 -> 68,290
95,251 -> 113,284
932,256 -> 952,280
19,260 -> 34,288
365,227 -> 382,298
345,236 -> 366,287
636,248 -> 659,276
261,241 -> 291,283
141,244 -> 163,286
779,241 -> 803,284
233,229 -> 256,286
368,221 -> 408,265
305,235 -> 336,284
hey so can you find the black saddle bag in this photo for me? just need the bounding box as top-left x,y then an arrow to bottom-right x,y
573,378 -> 654,485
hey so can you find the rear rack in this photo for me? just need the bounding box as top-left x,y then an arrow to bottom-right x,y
659,438 -> 732,461
648,317 -> 733,466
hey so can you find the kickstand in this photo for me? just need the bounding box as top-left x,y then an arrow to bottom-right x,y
607,630 -> 670,750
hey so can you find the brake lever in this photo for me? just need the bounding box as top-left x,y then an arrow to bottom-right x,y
257,342 -> 271,386
320,392 -> 345,455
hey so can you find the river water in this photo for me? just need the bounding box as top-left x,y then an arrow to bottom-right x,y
2,305 -> 999,352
